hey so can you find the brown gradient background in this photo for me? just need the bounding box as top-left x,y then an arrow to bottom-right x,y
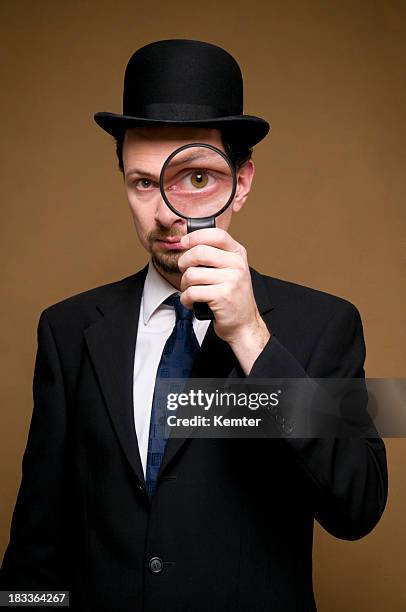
1,1 -> 405,610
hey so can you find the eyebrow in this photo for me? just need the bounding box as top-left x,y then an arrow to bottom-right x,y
125,152 -> 216,181
125,168 -> 159,181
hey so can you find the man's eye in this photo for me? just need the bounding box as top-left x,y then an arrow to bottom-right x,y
135,178 -> 153,189
190,170 -> 209,189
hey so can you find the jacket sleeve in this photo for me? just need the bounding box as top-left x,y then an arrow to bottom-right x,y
0,310 -> 70,590
246,301 -> 388,540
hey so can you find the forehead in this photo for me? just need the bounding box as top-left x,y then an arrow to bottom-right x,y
123,126 -> 224,168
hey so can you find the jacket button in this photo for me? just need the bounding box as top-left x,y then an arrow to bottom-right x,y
284,421 -> 293,435
149,557 -> 164,574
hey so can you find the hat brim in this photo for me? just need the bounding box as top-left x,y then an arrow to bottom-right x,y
94,112 -> 270,148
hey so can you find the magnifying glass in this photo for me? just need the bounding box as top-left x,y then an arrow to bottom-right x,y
159,143 -> 237,320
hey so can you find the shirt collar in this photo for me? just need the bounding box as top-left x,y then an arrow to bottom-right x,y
142,259 -> 180,325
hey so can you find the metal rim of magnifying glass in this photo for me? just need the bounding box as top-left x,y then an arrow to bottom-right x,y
159,142 -> 238,221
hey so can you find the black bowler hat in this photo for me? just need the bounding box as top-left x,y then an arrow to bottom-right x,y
94,39 -> 270,147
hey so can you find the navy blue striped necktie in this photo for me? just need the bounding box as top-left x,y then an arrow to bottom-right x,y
145,293 -> 200,497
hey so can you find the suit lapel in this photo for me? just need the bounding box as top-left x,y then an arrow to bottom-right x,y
84,265 -> 149,486
83,263 -> 274,487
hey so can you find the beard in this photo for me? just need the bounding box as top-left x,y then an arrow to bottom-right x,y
151,251 -> 181,274
147,224 -> 185,275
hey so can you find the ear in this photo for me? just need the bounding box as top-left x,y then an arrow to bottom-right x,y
231,160 -> 255,213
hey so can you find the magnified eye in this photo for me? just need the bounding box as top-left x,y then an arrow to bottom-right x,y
190,170 -> 209,189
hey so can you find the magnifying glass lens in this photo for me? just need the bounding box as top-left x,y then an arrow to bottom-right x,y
161,146 -> 234,218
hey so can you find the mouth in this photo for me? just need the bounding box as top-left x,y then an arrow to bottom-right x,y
155,238 -> 184,251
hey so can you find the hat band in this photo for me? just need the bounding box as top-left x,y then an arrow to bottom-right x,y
125,102 -> 241,121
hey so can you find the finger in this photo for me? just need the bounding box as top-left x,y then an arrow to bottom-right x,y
177,244 -> 239,272
180,284 -> 219,309
180,266 -> 230,291
180,227 -> 243,254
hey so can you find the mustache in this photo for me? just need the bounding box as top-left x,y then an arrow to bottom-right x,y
148,228 -> 185,242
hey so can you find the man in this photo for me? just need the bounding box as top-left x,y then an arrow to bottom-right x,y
0,39 -> 387,611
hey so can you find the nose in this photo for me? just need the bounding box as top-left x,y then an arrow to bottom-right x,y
154,191 -> 184,228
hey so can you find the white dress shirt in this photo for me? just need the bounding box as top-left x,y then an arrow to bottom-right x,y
133,260 -> 211,478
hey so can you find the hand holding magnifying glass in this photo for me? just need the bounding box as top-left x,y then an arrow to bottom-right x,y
159,143 -> 237,320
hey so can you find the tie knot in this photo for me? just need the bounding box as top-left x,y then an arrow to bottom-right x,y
164,294 -> 194,321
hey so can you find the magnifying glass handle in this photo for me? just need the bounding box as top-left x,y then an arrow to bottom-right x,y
192,301 -> 214,320
187,217 -> 216,321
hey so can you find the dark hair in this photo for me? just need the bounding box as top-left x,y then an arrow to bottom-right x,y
114,130 -> 253,174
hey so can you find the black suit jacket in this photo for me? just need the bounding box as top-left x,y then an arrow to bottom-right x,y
0,265 -> 388,611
